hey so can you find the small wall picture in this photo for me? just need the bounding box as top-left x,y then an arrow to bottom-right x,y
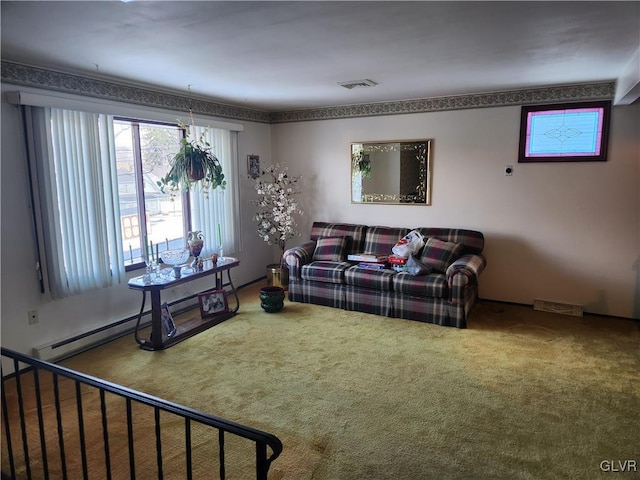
198,290 -> 228,318
160,302 -> 177,340
248,154 -> 260,179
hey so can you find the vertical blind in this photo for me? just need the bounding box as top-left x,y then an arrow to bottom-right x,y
26,107 -> 125,298
189,125 -> 241,257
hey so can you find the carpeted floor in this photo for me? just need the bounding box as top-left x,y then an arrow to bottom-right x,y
14,283 -> 640,479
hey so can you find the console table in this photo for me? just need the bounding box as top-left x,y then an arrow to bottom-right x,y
128,257 -> 240,351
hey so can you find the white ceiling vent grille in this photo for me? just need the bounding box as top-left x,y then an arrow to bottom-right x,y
338,79 -> 378,90
533,299 -> 583,317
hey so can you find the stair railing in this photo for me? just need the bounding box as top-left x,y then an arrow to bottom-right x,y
1,347 -> 283,479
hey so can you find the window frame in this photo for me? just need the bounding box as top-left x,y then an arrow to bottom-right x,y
518,100 -> 611,163
114,116 -> 191,272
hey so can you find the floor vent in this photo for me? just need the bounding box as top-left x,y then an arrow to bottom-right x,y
533,299 -> 583,317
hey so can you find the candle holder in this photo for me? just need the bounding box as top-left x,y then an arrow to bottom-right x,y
143,258 -> 158,284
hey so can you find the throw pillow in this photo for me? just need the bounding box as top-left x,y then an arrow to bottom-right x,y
419,238 -> 463,273
313,236 -> 347,262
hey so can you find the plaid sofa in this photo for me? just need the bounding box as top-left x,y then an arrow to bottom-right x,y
283,222 -> 486,328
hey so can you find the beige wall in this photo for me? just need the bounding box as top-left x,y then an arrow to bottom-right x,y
271,104 -> 640,318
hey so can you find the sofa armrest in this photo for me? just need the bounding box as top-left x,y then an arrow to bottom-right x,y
446,254 -> 486,301
284,241 -> 316,278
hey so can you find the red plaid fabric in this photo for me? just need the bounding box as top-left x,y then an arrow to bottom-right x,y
417,228 -> 484,255
310,222 -> 367,256
345,285 -> 393,316
419,238 -> 464,273
301,261 -> 352,283
362,226 -> 409,256
288,280 -> 346,309
392,272 -> 447,298
284,241 -> 316,278
446,254 -> 487,289
344,266 -> 396,291
312,236 -> 347,262
392,294 -> 463,327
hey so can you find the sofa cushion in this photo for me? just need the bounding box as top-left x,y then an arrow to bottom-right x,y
344,266 -> 396,291
310,222 -> 367,256
418,228 -> 484,255
313,236 -> 347,262
362,226 -> 409,256
301,261 -> 352,284
419,238 -> 464,273
393,272 -> 448,298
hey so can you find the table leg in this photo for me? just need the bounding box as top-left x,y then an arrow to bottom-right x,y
226,268 -> 240,313
134,291 -> 147,346
147,290 -> 164,350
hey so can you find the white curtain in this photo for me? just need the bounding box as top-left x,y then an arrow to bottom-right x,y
28,107 -> 125,298
189,126 -> 240,257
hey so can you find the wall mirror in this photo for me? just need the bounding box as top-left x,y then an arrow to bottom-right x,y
351,139 -> 432,205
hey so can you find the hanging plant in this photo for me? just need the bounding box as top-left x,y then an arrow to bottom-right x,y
352,150 -> 371,178
158,122 -> 226,197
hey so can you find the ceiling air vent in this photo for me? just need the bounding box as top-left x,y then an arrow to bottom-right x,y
338,79 -> 377,90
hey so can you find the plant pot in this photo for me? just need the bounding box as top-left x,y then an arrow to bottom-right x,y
187,162 -> 205,181
266,264 -> 289,289
259,286 -> 285,313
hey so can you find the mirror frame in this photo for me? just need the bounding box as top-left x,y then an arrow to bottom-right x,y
350,139 -> 432,205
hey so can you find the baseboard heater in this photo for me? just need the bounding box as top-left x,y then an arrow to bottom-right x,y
33,296 -> 201,362
33,315 -> 153,363
32,278 -> 264,362
533,299 -> 584,317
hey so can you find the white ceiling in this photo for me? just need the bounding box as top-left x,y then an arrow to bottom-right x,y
1,1 -> 639,112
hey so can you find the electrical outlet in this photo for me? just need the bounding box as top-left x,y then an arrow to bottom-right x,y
505,165 -> 513,176
28,309 -> 39,325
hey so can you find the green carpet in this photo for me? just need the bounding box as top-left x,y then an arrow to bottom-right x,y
56,283 -> 639,479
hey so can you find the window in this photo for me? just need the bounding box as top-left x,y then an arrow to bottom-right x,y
518,101 -> 611,162
24,106 -> 239,299
114,119 -> 238,270
114,119 -> 186,269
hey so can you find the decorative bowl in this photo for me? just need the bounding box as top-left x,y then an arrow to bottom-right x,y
160,248 -> 190,266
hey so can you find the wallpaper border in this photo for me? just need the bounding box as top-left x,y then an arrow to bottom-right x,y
271,82 -> 616,123
2,61 -> 615,124
1,61 -> 271,123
